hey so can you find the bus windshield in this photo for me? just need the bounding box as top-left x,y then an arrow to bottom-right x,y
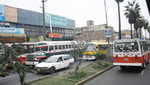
86,45 -> 95,52
35,47 -> 48,52
114,42 -> 139,52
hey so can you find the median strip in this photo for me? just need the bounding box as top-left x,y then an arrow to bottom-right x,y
74,65 -> 114,85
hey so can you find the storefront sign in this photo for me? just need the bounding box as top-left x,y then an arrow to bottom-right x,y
45,13 -> 67,26
0,27 -> 25,34
48,33 -> 63,38
0,4 -> 5,22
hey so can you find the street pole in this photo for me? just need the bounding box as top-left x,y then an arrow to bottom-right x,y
115,0 -> 123,40
42,0 -> 47,41
104,0 -> 110,45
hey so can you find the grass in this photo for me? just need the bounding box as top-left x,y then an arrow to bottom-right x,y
29,61 -> 112,85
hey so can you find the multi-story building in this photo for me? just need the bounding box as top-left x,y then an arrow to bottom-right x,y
0,5 -> 75,43
74,20 -> 114,42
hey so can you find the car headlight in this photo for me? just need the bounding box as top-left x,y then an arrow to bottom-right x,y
34,58 -> 39,60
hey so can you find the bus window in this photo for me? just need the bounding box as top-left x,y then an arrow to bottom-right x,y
49,46 -> 53,51
63,45 -> 65,49
66,45 -> 68,49
69,45 -> 71,48
86,45 -> 95,52
115,42 -> 138,52
41,47 -> 48,51
59,45 -> 62,50
55,45 -> 58,50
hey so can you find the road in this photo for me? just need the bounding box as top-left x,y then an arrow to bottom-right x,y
85,64 -> 150,85
0,60 -> 93,85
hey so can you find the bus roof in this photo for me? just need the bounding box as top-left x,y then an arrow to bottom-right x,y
113,38 -> 147,43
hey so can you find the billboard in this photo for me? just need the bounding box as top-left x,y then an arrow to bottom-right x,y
48,33 -> 63,38
0,27 -> 25,34
105,28 -> 111,37
0,4 -> 5,22
45,13 -> 67,26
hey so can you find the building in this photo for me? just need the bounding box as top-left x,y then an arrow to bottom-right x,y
0,4 -> 75,43
74,21 -> 114,42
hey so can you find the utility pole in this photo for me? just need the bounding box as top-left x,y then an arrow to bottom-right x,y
42,0 -> 47,41
104,0 -> 110,45
115,0 -> 123,39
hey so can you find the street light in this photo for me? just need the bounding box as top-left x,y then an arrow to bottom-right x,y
115,0 -> 123,39
42,0 -> 47,41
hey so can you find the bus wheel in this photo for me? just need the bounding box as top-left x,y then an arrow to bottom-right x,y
50,67 -> 55,74
143,62 -> 147,69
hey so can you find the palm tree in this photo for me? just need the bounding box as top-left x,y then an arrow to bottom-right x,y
143,18 -> 149,39
147,26 -> 150,39
124,0 -> 141,39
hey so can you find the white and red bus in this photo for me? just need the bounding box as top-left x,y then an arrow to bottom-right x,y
113,39 -> 150,69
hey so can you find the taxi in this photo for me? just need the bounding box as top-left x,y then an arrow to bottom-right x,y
35,54 -> 74,73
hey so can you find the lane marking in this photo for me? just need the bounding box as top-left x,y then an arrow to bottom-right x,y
141,69 -> 145,75
0,75 -> 16,81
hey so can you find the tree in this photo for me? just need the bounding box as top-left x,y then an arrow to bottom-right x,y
124,0 -> 141,39
147,26 -> 150,38
134,16 -> 144,38
94,51 -> 106,65
0,43 -> 32,85
143,18 -> 149,39
70,41 -> 86,74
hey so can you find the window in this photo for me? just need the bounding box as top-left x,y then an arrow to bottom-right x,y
63,45 -> 65,49
59,45 -> 62,50
86,45 -> 95,52
66,45 -> 68,49
49,46 -> 54,51
114,42 -> 139,52
55,45 -> 59,50
63,56 -> 69,60
57,57 -> 63,62
69,45 -> 71,48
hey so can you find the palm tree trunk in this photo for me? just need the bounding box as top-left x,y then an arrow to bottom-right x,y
140,28 -> 142,39
145,29 -> 146,40
136,29 -> 138,38
131,24 -> 132,39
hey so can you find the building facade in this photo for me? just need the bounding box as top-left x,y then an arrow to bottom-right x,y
74,21 -> 114,42
0,4 -> 75,42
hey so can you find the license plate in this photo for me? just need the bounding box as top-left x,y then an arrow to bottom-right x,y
124,58 -> 128,60
37,69 -> 40,71
26,61 -> 33,65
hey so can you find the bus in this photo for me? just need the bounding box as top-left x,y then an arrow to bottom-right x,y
16,42 -> 38,65
83,42 -> 109,60
25,41 -> 84,66
113,39 -> 150,69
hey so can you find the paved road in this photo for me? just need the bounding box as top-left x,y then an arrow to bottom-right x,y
0,60 -> 93,85
85,63 -> 150,85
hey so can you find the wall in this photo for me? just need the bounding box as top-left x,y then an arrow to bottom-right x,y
5,6 -> 18,22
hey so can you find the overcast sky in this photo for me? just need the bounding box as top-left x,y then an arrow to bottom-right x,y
1,0 -> 150,33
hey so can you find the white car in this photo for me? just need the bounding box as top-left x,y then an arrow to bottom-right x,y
35,54 -> 74,73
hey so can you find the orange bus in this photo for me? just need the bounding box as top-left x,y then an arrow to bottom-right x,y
113,39 -> 149,69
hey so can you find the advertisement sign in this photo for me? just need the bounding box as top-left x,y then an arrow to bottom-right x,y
0,4 -> 5,22
0,27 -> 25,34
48,33 -> 63,38
105,28 -> 111,37
45,13 -> 67,26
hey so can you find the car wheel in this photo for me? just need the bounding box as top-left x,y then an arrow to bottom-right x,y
68,63 -> 72,69
50,67 -> 55,74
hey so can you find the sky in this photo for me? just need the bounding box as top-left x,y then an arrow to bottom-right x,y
0,0 -> 150,37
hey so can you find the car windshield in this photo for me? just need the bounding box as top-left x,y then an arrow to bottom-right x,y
45,57 -> 57,63
114,42 -> 139,52
86,44 -> 95,52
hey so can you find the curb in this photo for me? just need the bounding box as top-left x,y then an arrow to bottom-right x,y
74,65 -> 114,85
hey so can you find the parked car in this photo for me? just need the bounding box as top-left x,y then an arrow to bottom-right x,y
35,54 -> 74,73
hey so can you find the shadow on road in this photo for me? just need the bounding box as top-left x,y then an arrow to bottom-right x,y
118,66 -> 143,74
